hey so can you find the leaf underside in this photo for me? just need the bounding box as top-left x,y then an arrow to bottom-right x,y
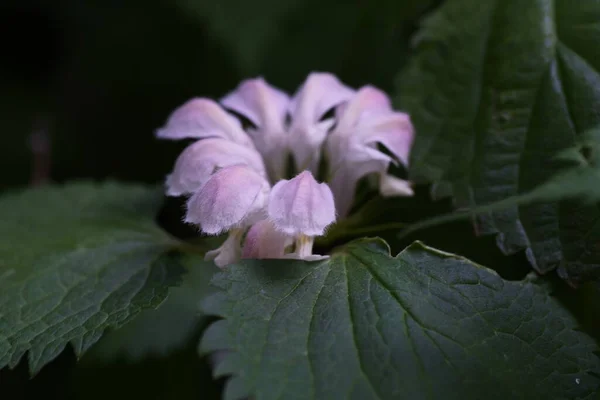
396,0 -> 600,284
201,238 -> 600,400
0,182 -> 184,375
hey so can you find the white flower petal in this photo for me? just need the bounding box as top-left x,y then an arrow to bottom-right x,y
288,118 -> 335,173
268,171 -> 336,236
156,98 -> 253,147
379,174 -> 414,197
288,72 -> 355,172
185,165 -> 270,234
242,219 -> 291,259
166,138 -> 266,196
205,229 -> 244,268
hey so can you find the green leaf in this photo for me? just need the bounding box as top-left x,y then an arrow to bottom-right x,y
200,239 -> 600,400
399,127 -> 600,285
396,0 -> 600,282
0,182 -> 185,374
83,255 -> 218,363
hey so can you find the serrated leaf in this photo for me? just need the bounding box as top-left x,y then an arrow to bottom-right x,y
0,182 -> 185,374
83,256 -> 218,363
396,0 -> 600,283
200,239 -> 600,400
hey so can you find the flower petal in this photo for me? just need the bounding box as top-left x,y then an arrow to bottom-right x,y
359,112 -> 414,166
326,85 -> 415,214
185,165 -> 270,234
334,85 -> 392,133
205,229 -> 244,268
166,138 -> 266,196
268,171 -> 336,236
221,78 -> 290,180
328,146 -> 391,217
221,78 -> 289,133
156,98 -> 253,147
288,72 -> 355,172
242,219 -> 291,259
379,174 -> 414,197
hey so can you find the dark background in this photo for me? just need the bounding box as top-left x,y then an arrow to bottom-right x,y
1,0 -> 597,399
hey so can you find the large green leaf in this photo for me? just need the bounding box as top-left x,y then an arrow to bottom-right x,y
396,0 -> 600,282
0,182 -> 185,374
200,239 -> 600,400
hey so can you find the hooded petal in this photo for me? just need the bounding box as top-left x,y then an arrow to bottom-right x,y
185,165 -> 270,234
268,171 -> 336,236
288,73 -> 355,172
221,78 -> 289,132
328,145 -> 391,217
332,87 -> 413,165
166,138 -> 266,196
326,85 -> 415,214
156,98 -> 253,147
221,78 -> 290,180
333,85 -> 392,133
242,219 -> 291,259
358,112 -> 414,166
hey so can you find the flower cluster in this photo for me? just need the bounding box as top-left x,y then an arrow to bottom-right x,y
157,73 -> 414,267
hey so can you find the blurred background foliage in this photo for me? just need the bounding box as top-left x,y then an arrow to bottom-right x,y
0,0 -> 597,398
0,0 -> 439,193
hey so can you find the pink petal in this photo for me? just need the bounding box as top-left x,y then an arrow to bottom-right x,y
166,138 -> 266,196
268,171 -> 336,236
220,78 -> 289,132
290,73 -> 355,123
288,73 -> 355,172
221,78 -> 290,180
334,85 -> 392,132
326,84 -> 416,211
360,112 -> 414,166
328,146 -> 391,217
242,220 -> 291,259
156,98 -> 253,147
185,165 -> 270,234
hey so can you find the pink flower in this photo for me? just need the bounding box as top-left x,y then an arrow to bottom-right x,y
185,164 -> 270,234
268,171 -> 336,260
287,73 -> 354,173
220,73 -> 354,179
221,78 -> 290,181
166,138 -> 267,196
185,165 -> 270,267
156,98 -> 254,148
326,86 -> 415,216
158,73 -> 415,267
242,220 -> 291,259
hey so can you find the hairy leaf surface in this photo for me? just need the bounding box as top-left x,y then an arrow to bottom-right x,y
0,182 -> 184,374
396,0 -> 600,283
201,239 -> 600,400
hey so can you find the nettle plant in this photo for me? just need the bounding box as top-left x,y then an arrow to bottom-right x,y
2,1 -> 600,399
